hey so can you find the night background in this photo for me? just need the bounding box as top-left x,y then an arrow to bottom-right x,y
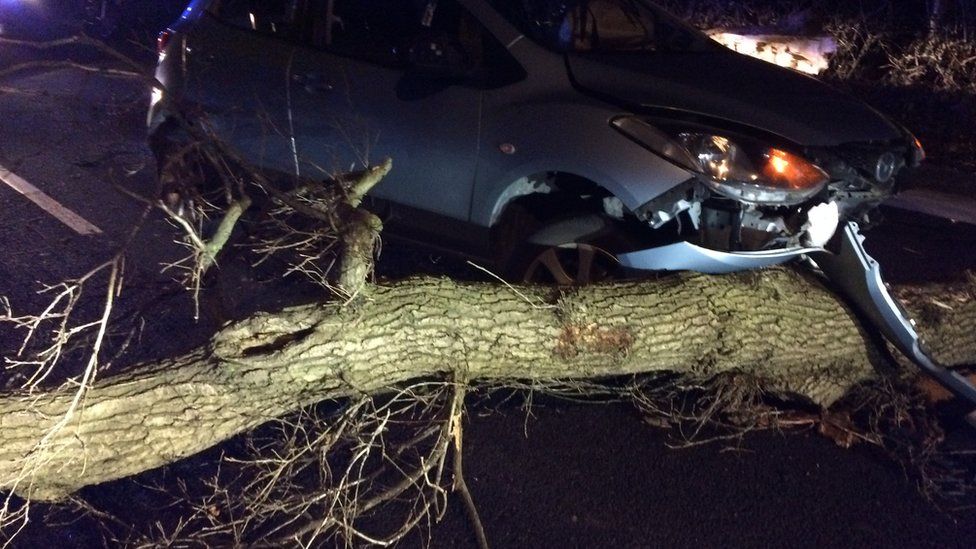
1,0 -> 976,547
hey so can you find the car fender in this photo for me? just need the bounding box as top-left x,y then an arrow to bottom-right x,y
475,102 -> 693,227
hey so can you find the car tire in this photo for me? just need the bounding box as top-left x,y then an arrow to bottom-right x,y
498,205 -> 636,285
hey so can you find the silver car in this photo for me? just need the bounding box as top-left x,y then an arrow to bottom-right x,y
148,0 -> 976,410
148,0 -> 925,277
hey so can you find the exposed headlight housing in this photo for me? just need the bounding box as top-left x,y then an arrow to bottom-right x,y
612,117 -> 830,206
678,132 -> 829,205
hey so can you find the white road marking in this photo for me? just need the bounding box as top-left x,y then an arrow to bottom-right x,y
0,163 -> 103,236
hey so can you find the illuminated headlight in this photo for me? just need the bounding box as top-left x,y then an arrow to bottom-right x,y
678,133 -> 829,205
612,117 -> 830,206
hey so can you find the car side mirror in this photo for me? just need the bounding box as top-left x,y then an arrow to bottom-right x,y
407,33 -> 471,82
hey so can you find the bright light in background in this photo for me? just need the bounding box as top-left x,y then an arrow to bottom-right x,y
708,31 -> 837,75
0,0 -> 43,11
0,0 -> 44,35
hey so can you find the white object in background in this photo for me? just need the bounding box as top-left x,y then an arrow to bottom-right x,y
708,31 -> 838,75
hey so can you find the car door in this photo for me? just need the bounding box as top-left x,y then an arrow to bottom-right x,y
182,0 -> 303,176
289,0 -> 484,222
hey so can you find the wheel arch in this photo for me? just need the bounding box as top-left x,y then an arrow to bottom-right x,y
487,171 -> 632,264
486,170 -> 627,228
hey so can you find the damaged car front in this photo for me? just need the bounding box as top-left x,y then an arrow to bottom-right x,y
148,0 -> 976,412
526,0 -> 923,273
488,0 -> 975,412
610,114 -> 923,274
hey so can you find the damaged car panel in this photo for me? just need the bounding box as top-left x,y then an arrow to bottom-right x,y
813,223 -> 976,423
149,0 -> 976,412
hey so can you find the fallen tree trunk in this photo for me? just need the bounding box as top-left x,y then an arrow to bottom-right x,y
1,269 -> 974,501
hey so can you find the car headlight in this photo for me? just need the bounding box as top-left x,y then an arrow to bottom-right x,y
612,117 -> 830,206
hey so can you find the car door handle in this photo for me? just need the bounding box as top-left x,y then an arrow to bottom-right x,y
293,72 -> 334,94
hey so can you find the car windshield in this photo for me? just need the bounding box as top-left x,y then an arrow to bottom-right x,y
488,0 -> 716,53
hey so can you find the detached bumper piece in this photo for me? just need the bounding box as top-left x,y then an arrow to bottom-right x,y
813,222 -> 976,425
618,241 -> 821,274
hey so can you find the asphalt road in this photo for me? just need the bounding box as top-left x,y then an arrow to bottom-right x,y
1,31 -> 976,548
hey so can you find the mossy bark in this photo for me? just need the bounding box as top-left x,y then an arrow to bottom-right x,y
1,269 -> 973,501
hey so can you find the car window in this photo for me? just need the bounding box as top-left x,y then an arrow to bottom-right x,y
308,0 -> 525,85
212,0 -> 305,41
309,0 -> 417,67
563,0 -> 655,51
488,0 -> 715,53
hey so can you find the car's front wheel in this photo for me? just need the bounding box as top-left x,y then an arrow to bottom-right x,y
498,208 -> 637,285
518,241 -> 625,285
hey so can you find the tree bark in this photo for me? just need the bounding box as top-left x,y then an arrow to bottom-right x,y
1,269 -> 974,501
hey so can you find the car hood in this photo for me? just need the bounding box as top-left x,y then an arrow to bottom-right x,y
566,51 -> 903,147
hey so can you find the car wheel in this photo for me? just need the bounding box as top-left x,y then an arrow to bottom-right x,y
499,209 -> 636,285
520,242 -> 622,285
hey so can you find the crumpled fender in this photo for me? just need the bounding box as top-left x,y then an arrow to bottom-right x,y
812,222 -> 976,424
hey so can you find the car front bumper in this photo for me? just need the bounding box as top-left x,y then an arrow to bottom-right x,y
620,223 -> 976,419
617,241 -> 821,274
